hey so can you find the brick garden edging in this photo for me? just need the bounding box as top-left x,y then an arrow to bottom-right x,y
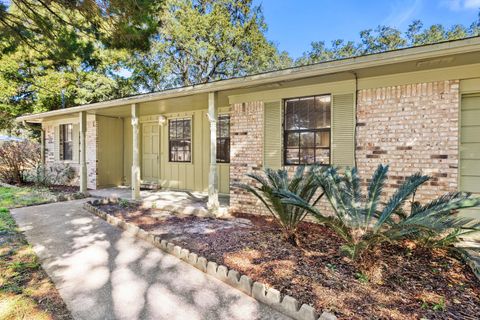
83,198 -> 337,320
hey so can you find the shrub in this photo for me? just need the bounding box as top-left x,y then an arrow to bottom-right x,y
23,163 -> 76,187
0,141 -> 40,184
278,164 -> 480,259
237,166 -> 325,246
119,198 -> 130,208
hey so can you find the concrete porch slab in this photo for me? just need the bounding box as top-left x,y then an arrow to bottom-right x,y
90,188 -> 230,217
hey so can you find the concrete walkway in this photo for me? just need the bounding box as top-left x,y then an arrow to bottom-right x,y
11,199 -> 290,320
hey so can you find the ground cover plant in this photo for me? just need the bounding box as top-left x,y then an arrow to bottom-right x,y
0,186 -> 72,320
277,164 -> 480,262
91,200 -> 480,319
237,165 -> 324,245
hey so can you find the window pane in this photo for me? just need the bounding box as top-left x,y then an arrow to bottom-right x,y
295,98 -> 311,129
64,142 -> 73,160
315,148 -> 330,165
169,121 -> 176,139
315,96 -> 331,128
300,132 -> 314,148
284,95 -> 331,166
181,139 -> 191,150
285,100 -> 296,130
285,148 -> 299,164
286,96 -> 324,130
217,138 -> 230,163
300,148 -> 315,164
216,116 -> 230,162
315,131 -> 330,147
286,132 -> 299,147
219,117 -> 229,138
176,122 -> 184,138
169,119 -> 192,162
183,120 -> 191,138
66,124 -> 73,141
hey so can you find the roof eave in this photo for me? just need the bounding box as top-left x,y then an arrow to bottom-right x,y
17,37 -> 480,123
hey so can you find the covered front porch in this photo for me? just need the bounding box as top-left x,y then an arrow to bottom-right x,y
68,90 -> 232,215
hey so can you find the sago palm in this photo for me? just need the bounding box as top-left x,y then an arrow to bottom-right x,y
237,165 -> 325,245
277,164 -> 480,259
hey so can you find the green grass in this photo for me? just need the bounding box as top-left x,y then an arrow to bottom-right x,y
0,186 -> 72,319
0,186 -> 54,209
0,207 -> 16,233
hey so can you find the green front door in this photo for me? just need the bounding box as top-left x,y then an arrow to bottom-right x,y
460,94 -> 480,219
142,122 -> 160,182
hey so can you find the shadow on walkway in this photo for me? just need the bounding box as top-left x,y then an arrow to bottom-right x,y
12,199 -> 289,320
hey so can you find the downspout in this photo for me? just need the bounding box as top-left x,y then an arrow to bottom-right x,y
122,117 -> 125,186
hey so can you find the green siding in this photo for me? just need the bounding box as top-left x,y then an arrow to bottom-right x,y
331,93 -> 355,167
263,101 -> 282,169
123,118 -> 133,185
460,95 -> 480,218
97,116 -> 123,187
121,110 -> 230,193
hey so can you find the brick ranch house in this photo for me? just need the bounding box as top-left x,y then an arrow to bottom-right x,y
18,37 -> 480,217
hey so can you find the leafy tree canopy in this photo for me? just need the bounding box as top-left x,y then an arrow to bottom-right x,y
128,0 -> 292,91
0,2 -> 136,132
0,0 -> 164,55
296,16 -> 480,65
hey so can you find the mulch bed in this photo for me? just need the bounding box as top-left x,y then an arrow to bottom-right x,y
96,203 -> 480,320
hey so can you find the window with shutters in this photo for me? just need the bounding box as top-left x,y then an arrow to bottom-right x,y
284,95 -> 331,165
169,118 -> 192,162
217,115 -> 230,163
60,123 -> 73,161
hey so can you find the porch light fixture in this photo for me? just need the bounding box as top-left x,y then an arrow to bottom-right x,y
158,115 -> 167,126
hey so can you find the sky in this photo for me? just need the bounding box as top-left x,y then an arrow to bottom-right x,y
255,0 -> 480,58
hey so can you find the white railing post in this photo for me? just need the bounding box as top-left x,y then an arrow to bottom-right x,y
207,92 -> 219,214
131,104 -> 141,200
79,111 -> 87,193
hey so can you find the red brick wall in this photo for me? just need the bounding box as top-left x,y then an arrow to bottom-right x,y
43,116 -> 97,189
229,101 -> 268,215
229,80 -> 461,215
356,80 -> 460,202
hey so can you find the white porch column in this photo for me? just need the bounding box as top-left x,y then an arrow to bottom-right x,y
131,104 -> 141,200
207,92 -> 220,214
79,111 -> 87,193
40,129 -> 45,165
